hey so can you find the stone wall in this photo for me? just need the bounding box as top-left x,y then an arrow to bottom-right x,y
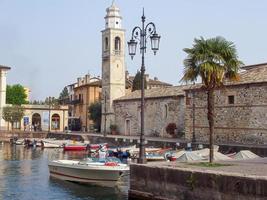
129,164 -> 267,200
185,83 -> 267,144
114,97 -> 185,137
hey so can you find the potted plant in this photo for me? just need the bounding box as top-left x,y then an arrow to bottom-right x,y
110,124 -> 117,135
165,123 -> 177,137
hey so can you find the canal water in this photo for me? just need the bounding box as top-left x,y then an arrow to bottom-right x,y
0,142 -> 128,200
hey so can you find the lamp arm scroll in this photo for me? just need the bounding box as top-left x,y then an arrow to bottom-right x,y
145,22 -> 156,39
131,26 -> 142,41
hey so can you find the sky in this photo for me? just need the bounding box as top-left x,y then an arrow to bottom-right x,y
0,0 -> 267,101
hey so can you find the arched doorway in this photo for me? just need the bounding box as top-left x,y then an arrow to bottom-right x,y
32,113 -> 41,131
51,114 -> 60,130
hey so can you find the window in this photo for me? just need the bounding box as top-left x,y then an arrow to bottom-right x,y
105,37 -> 108,50
164,104 -> 168,119
115,36 -> 121,51
228,95 -> 235,104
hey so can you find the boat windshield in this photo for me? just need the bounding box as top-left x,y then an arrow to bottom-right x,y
79,157 -> 122,164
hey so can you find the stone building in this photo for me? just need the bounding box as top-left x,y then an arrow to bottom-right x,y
113,86 -> 188,137
3,104 -> 68,132
184,63 -> 267,144
70,75 -> 101,131
20,104 -> 68,132
100,3 -> 172,134
125,71 -> 172,91
97,2 -> 267,146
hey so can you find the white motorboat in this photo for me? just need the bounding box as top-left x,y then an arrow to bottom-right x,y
43,141 -> 63,148
48,158 -> 129,187
14,139 -> 25,145
42,139 -> 89,148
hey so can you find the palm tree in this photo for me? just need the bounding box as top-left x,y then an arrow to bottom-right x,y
181,36 -> 243,163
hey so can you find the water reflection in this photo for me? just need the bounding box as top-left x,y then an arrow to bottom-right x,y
0,143 -> 128,200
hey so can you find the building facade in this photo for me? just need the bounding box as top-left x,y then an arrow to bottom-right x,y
4,104 -> 68,132
70,75 -> 101,131
184,63 -> 267,144
113,86 -> 188,137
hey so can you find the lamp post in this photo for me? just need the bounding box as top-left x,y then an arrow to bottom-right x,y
128,9 -> 161,164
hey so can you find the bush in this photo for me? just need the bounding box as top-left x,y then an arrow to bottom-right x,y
165,123 -> 177,135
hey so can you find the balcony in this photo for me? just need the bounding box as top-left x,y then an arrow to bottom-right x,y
70,99 -> 83,105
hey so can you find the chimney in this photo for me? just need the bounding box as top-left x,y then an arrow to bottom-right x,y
77,77 -> 82,86
85,74 -> 90,84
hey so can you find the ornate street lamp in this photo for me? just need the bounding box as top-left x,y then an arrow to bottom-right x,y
150,33 -> 161,55
127,9 -> 160,164
128,39 -> 137,60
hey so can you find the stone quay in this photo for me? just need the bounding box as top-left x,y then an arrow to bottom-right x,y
129,159 -> 267,200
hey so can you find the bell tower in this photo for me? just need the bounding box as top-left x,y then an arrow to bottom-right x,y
101,2 -> 125,134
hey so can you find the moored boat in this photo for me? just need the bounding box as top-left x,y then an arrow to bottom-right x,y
88,143 -> 108,152
48,158 -> 129,187
14,139 -> 25,145
63,144 -> 87,151
43,141 -> 63,148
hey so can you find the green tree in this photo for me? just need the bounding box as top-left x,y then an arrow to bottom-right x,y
30,100 -> 45,105
44,96 -> 59,106
132,70 -> 147,92
88,101 -> 101,132
59,87 -> 69,104
6,84 -> 28,105
181,36 -> 243,163
2,105 -> 24,130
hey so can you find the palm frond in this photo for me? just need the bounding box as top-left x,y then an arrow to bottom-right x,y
181,36 -> 243,88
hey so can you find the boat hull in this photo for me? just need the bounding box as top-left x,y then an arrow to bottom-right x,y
63,146 -> 87,151
48,160 -> 129,187
43,142 -> 62,148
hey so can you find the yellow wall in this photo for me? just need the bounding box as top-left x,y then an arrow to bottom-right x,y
73,85 -> 101,131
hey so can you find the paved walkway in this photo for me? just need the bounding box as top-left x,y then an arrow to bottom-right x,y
66,132 -> 267,148
76,132 -> 187,143
149,157 -> 267,178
